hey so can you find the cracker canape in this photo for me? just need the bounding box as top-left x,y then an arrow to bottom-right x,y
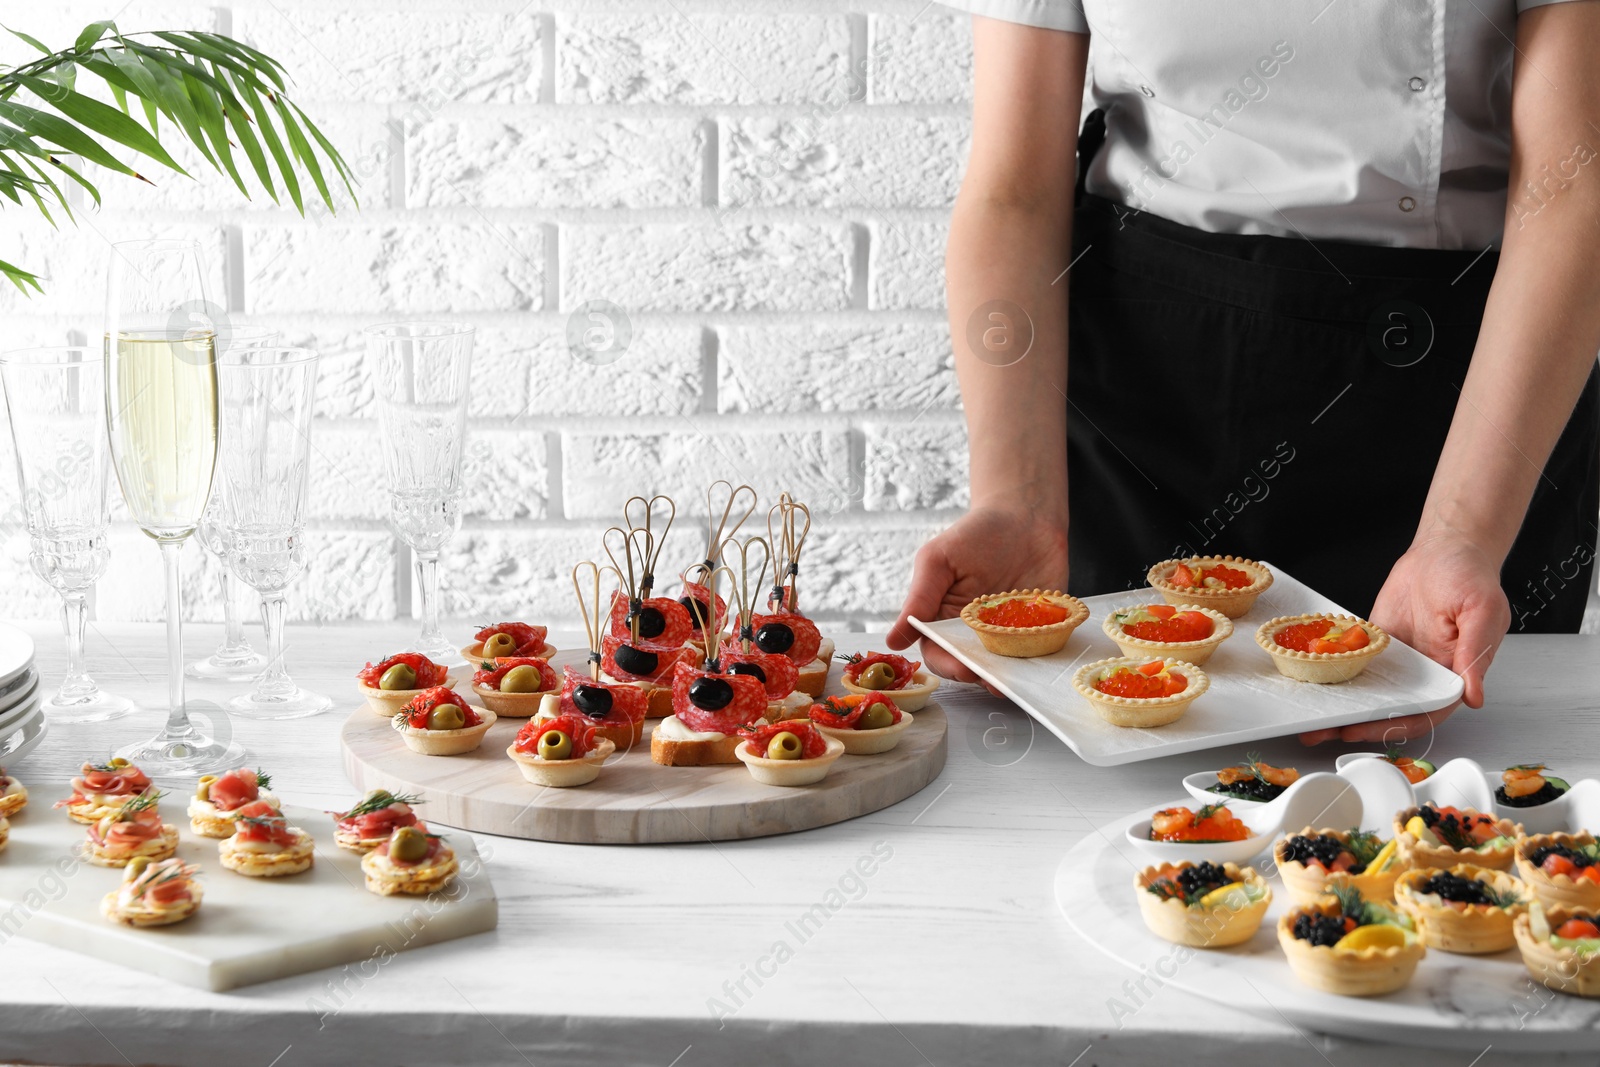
391,686 -> 496,756
836,651 -> 941,711
361,824 -> 460,897
1103,604 -> 1234,666
1516,832 -> 1600,911
734,720 -> 846,787
506,713 -> 616,787
756,494 -> 834,696
1135,860 -> 1271,948
54,758 -> 153,824
219,799 -> 314,877
357,652 -> 455,718
602,494 -> 700,717
332,789 -> 424,853
1146,555 -> 1273,618
459,621 -> 556,667
471,656 -> 560,717
101,856 -> 203,928
1256,614 -> 1390,684
1147,803 -> 1252,844
809,693 -> 913,755
1394,864 -> 1527,954
1393,803 -> 1521,872
1279,884 -> 1425,997
1200,753 -> 1299,803
1515,902 -> 1600,998
1275,828 -> 1406,904
1072,657 -> 1209,728
960,589 -> 1088,658
0,766 -> 26,818
188,768 -> 279,839
84,791 -> 178,868
1497,762 -> 1571,809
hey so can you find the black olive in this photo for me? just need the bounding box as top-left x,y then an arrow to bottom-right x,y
688,676 -> 734,710
754,622 -> 795,655
572,685 -> 614,718
634,606 -> 667,640
679,596 -> 710,631
613,644 -> 659,676
727,662 -> 767,684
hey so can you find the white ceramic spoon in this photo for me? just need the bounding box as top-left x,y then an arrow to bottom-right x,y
1496,776 -> 1600,835
1334,754 -> 1497,814
1125,772 -> 1364,866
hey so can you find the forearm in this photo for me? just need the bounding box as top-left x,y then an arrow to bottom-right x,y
1417,3 -> 1600,561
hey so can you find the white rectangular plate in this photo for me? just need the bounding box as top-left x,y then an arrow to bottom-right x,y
910,563 -> 1464,767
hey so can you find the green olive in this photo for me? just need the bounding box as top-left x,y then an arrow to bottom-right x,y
767,731 -> 803,760
857,662 -> 896,690
108,757 -> 129,769
538,729 -> 574,761
860,703 -> 896,731
482,633 -> 517,659
378,663 -> 417,691
427,703 -> 466,731
195,774 -> 217,801
500,664 -> 543,693
390,826 -> 429,863
124,855 -> 151,878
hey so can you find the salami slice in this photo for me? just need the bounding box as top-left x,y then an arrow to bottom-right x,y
670,660 -> 768,734
358,652 -> 448,688
677,580 -> 729,636
513,714 -> 599,758
717,646 -> 800,700
473,622 -> 549,656
737,719 -> 829,759
748,612 -> 823,666
841,652 -> 919,689
472,657 -> 558,692
600,633 -> 699,684
400,686 -> 482,729
809,693 -> 901,730
607,590 -> 694,648
558,666 -> 648,724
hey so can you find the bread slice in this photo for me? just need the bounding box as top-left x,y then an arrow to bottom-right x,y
649,718 -> 743,766
795,637 -> 834,697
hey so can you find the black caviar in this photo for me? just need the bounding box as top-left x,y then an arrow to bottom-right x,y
1281,834 -> 1364,874
1495,781 -> 1567,808
1416,871 -> 1494,906
1529,844 -> 1598,871
1292,912 -> 1348,947
1207,778 -> 1288,802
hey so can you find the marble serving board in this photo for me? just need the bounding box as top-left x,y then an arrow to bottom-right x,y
1056,808 -> 1597,1050
341,656 -> 949,844
911,562 -> 1464,766
0,794 -> 497,992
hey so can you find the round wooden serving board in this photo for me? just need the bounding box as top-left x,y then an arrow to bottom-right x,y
339,669 -> 948,844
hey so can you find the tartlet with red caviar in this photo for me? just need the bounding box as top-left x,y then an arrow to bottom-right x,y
1071,657 -> 1209,728
960,589 -> 1088,658
1146,556 -> 1273,618
1102,604 -> 1233,665
1255,613 -> 1389,683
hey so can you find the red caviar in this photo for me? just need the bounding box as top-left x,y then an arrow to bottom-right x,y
977,596 -> 1069,628
1095,661 -> 1187,699
1274,619 -> 1370,654
1170,562 -> 1254,590
1121,604 -> 1214,643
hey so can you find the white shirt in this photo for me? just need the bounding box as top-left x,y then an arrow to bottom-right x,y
939,0 -> 1593,249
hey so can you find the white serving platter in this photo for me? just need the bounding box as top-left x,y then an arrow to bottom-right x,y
0,793 -> 498,991
0,623 -> 33,690
910,563 -> 1463,766
1055,806 -> 1600,1050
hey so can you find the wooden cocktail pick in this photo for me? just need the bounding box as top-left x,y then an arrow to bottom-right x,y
572,560 -> 622,683
766,493 -> 812,614
686,480 -> 757,584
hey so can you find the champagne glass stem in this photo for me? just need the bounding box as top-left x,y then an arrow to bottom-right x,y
415,549 -> 444,650
220,568 -> 247,654
161,540 -> 189,732
254,592 -> 294,699
57,590 -> 95,700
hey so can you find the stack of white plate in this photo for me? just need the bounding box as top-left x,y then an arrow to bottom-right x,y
0,624 -> 45,764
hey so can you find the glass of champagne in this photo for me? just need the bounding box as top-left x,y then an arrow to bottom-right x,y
187,324 -> 279,682
217,346 -> 330,718
0,347 -> 134,723
105,239 -> 245,776
365,321 -> 474,662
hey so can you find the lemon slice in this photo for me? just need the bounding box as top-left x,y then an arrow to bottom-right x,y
1368,838 -> 1400,872
1404,816 -> 1440,848
1197,882 -> 1248,909
1335,923 -> 1410,952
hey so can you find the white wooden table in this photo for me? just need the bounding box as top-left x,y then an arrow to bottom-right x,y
2,621 -> 1595,1067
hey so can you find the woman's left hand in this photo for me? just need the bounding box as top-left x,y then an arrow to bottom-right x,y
1299,531 -> 1511,745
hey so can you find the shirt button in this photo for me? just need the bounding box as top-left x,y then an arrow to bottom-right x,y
1408,76 -> 1426,92
1139,84 -> 1155,98
1399,196 -> 1417,212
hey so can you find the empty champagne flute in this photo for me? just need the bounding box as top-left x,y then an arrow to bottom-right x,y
217,347 -> 330,719
187,324 -> 279,682
365,321 -> 474,662
105,238 -> 245,776
0,347 -> 134,724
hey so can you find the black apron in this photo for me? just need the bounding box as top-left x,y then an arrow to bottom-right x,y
1065,111 -> 1600,633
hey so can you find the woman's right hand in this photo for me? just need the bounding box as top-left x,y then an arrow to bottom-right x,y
886,504 -> 1070,684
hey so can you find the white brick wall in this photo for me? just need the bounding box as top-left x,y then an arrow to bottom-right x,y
0,1 -> 974,633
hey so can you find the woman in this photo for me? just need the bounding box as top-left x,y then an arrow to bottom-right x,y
887,1 -> 1600,742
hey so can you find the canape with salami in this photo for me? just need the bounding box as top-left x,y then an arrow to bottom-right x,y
357,652 -> 455,717
837,651 -> 940,711
101,857 -> 203,928
809,692 -> 914,755
84,791 -> 179,868
734,719 -> 846,786
189,768 -> 280,838
390,686 -> 496,756
507,712 -> 615,787
219,799 -> 315,877
56,758 -> 153,824
471,655 -> 559,717
460,622 -> 556,666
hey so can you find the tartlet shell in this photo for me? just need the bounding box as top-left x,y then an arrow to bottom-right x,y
959,589 -> 1089,658
1393,805 -> 1522,872
838,669 -> 941,711
1255,614 -> 1391,684
1394,863 -> 1527,954
1133,861 -> 1271,948
1274,826 -> 1406,904
1514,904 -> 1600,998
1071,657 -> 1210,728
472,681 -> 559,717
391,706 -> 498,756
360,675 -> 458,717
1146,556 -> 1273,619
814,710 -> 914,755
1515,832 -> 1600,911
735,734 -> 847,786
506,738 -> 615,787
1101,604 -> 1234,665
1277,901 -> 1425,996
460,640 -> 557,664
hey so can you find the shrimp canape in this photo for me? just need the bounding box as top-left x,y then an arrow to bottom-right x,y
1497,763 -> 1571,808
1203,754 -> 1298,803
